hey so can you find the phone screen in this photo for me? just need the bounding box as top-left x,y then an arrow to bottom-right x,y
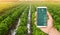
37,7 -> 47,27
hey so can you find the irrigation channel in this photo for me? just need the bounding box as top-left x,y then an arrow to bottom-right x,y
7,6 -> 32,35
27,5 -> 31,35
6,17 -> 20,35
11,18 -> 20,35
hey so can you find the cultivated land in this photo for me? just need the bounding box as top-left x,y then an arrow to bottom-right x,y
0,1 -> 60,35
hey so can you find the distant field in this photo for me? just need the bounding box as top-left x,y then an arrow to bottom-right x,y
0,2 -> 19,14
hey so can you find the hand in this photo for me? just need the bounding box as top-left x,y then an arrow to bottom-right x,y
35,11 -> 53,34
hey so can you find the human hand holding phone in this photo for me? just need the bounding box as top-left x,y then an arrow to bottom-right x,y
36,7 -> 53,33
35,11 -> 60,35
35,11 -> 53,34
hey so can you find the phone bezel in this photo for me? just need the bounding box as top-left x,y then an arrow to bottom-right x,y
36,7 -> 47,27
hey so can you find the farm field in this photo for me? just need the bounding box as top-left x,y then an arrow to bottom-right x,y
0,1 -> 60,35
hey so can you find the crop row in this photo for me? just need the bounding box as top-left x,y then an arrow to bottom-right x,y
0,4 -> 24,23
0,4 -> 28,35
16,7 -> 29,35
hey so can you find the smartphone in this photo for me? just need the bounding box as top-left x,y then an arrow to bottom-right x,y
37,7 -> 47,27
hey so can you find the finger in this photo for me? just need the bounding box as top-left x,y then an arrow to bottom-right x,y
47,12 -> 53,27
34,21 -> 37,25
34,18 -> 36,21
34,12 -> 37,25
47,12 -> 53,20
